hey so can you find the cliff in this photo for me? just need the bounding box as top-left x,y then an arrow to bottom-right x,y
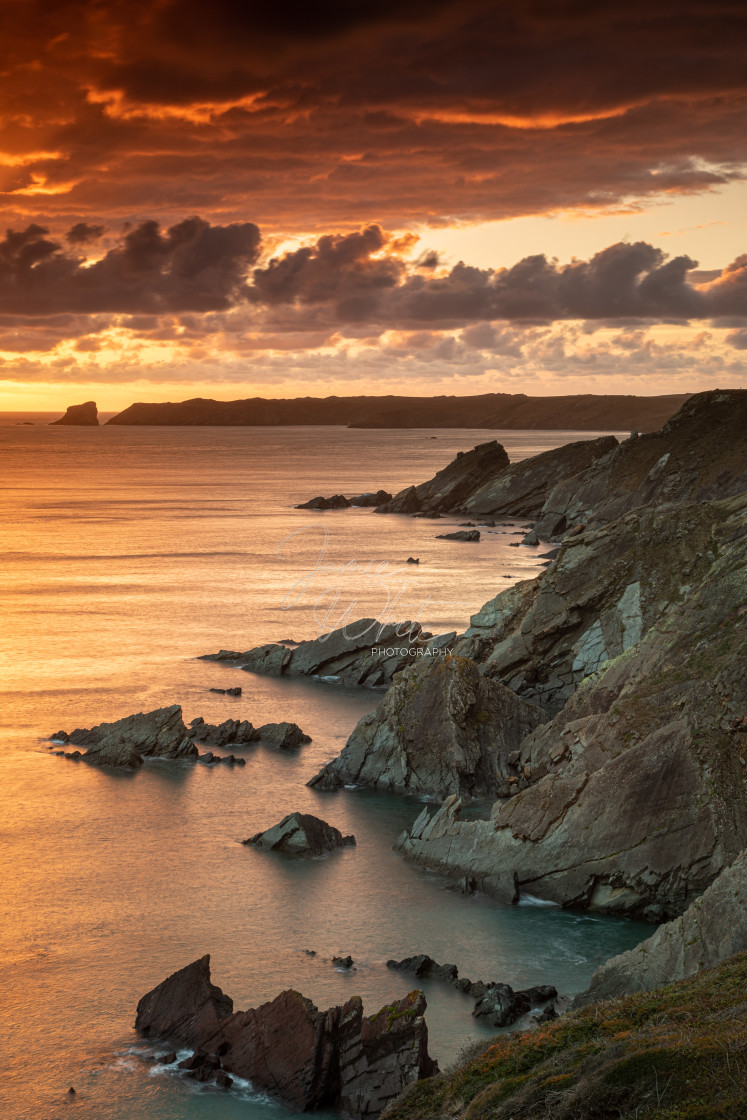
51,401 -> 99,425
105,392 -> 691,430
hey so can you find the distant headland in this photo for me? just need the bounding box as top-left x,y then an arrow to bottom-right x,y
91,392 -> 692,430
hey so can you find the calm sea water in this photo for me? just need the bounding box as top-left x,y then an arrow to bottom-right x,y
0,421 -> 649,1120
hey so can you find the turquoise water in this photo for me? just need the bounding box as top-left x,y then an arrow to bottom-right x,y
0,422 -> 647,1119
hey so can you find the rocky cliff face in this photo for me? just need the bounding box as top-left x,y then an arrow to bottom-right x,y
462,436 -> 617,517
136,956 -> 437,1118
51,401 -> 99,425
396,492 -> 747,918
455,496 -> 731,709
375,440 -> 509,514
309,656 -> 547,798
533,388 -> 747,538
574,849 -> 747,1006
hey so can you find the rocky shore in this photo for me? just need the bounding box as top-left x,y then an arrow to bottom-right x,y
94,388 -> 745,1116
135,955 -> 437,1117
50,705 -> 311,768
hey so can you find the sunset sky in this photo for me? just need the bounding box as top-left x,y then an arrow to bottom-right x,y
1,0 -> 746,410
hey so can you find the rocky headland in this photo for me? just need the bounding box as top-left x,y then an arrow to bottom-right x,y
135,955 -> 437,1117
51,401 -> 99,426
105,391 -> 690,430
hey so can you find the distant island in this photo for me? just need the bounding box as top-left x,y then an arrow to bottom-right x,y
102,392 -> 692,430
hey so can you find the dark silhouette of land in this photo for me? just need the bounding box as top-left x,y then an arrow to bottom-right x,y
105,392 -> 692,430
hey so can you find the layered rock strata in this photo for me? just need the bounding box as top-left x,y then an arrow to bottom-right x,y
135,955 -> 437,1117
309,656 -> 547,798
396,494 -> 747,919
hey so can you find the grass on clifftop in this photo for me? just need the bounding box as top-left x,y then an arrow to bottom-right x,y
385,952 -> 747,1120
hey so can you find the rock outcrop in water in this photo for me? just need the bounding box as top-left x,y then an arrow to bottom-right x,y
244,812 -> 356,855
396,491 -> 747,918
308,656 -> 547,798
386,955 -> 558,1022
51,401 -> 99,426
135,955 -> 437,1117
52,708 -> 311,767
574,849 -> 747,1006
201,619 -> 457,689
296,490 -> 392,509
52,705 -> 198,767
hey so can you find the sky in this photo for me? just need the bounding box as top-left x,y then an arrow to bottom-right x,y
1,0 -> 746,410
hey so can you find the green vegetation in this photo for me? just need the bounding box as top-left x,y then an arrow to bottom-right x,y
384,953 -> 747,1120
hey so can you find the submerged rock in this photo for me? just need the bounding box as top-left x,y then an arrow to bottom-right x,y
244,812 -> 356,856
309,656 -> 547,798
51,401 -> 99,426
386,955 -> 557,1021
54,705 -> 198,768
135,956 -> 437,1117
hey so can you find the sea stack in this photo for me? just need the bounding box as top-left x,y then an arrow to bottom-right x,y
51,401 -> 99,426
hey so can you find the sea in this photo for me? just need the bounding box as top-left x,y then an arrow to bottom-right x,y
0,418 -> 651,1120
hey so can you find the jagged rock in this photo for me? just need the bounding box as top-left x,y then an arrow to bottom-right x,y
332,955 -> 354,969
397,494 -> 747,918
574,850 -> 747,1006
533,389 -> 747,538
387,955 -> 458,984
203,619 -> 453,690
521,530 -> 539,545
308,656 -> 547,798
375,441 -> 510,514
454,496 -> 736,709
208,686 -> 242,695
135,955 -> 234,1047
464,436 -> 618,518
255,721 -> 311,749
406,557 -> 419,564
189,717 -> 259,746
51,401 -> 99,426
350,490 -> 392,506
55,705 -> 198,768
436,529 -> 480,541
244,812 -> 356,856
136,957 -> 436,1118
386,956 -> 557,1019
296,494 -> 351,509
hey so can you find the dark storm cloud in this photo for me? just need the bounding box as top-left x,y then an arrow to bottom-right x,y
0,1 -> 746,230
0,218 -> 261,314
66,222 -> 106,244
2,221 -> 745,327
245,235 -> 746,326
